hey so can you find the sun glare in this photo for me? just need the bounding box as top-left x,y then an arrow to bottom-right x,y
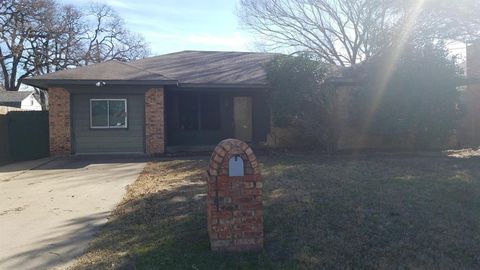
357,0 -> 428,147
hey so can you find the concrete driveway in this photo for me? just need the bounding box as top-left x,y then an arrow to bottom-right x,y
0,157 -> 147,270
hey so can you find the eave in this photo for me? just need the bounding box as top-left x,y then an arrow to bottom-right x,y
21,79 -> 179,90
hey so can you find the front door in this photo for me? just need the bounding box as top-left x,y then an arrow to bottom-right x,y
233,96 -> 253,142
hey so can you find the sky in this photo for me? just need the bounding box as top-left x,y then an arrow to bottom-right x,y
57,0 -> 468,59
58,0 -> 256,55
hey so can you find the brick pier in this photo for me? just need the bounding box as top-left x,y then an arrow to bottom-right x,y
207,139 -> 263,251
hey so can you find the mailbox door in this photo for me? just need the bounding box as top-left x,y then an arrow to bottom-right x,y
233,96 -> 253,142
228,155 -> 245,176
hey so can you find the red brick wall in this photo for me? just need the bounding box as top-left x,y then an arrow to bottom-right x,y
458,41 -> 480,147
48,87 -> 71,155
207,139 -> 263,252
145,88 -> 165,155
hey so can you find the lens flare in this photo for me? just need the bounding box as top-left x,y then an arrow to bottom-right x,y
357,0 -> 428,147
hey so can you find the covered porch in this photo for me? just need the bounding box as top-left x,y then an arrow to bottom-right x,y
164,87 -> 270,152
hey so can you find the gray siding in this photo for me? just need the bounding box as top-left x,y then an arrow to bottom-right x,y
72,93 -> 145,153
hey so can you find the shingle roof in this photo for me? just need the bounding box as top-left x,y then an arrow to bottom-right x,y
130,51 -> 276,86
24,60 -> 174,81
0,90 -> 33,106
22,51 -> 277,88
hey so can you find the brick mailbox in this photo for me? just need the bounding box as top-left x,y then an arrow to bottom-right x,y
207,139 -> 263,251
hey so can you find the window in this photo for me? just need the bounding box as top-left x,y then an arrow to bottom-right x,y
178,94 -> 199,130
90,99 -> 127,128
177,93 -> 220,130
200,94 -> 220,130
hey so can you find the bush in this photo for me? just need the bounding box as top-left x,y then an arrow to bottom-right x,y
265,54 -> 334,149
355,41 -> 460,149
266,42 -> 460,151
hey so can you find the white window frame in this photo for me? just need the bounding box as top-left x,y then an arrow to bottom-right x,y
90,99 -> 128,129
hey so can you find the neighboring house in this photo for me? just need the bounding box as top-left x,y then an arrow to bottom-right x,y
0,90 -> 42,111
23,51 -> 274,155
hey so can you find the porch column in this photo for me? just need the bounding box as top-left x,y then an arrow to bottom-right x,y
48,87 -> 71,155
145,87 -> 165,155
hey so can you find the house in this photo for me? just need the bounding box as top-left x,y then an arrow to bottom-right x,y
23,51 -> 274,155
0,89 -> 42,112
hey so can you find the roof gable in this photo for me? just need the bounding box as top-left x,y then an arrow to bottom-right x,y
0,91 -> 33,106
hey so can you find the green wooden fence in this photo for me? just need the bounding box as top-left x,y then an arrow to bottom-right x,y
3,111 -> 49,162
0,115 -> 9,163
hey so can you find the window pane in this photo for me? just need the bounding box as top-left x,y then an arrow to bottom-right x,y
178,94 -> 199,130
91,100 -> 108,127
200,94 -> 220,130
109,100 -> 127,127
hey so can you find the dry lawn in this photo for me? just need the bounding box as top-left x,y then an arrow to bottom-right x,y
70,152 -> 480,270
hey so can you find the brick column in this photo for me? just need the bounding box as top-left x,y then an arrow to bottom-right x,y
145,88 -> 165,155
48,87 -> 71,155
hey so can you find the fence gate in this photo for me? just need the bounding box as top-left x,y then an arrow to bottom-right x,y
8,111 -> 49,161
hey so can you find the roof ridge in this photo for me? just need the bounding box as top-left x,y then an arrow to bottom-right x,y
179,50 -> 276,54
129,50 -> 278,64
116,60 -> 176,81
128,51 -> 190,64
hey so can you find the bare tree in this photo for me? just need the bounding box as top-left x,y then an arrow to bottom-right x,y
239,0 -> 480,66
239,0 -> 399,66
0,0 -> 150,91
414,0 -> 480,42
81,3 -> 150,65
0,0 -> 56,91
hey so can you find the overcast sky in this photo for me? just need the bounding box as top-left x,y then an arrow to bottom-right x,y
58,0 -> 256,55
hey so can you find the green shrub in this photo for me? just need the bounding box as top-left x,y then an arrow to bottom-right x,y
356,42 -> 460,149
265,54 -> 335,149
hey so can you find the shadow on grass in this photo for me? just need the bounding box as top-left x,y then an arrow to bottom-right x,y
70,157 -> 286,270
71,154 -> 480,270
